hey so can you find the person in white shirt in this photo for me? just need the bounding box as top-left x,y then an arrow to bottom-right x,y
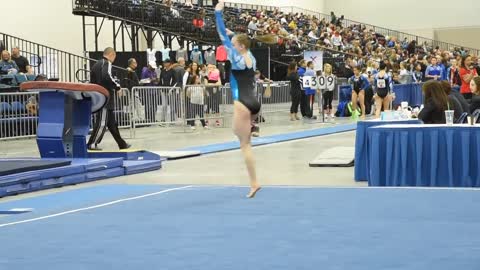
321,63 -> 337,118
248,18 -> 258,35
331,31 -> 342,50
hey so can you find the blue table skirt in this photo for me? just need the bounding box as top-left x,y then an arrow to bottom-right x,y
392,83 -> 423,108
367,125 -> 480,187
354,120 -> 422,182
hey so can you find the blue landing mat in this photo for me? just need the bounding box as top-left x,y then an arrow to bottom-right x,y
0,159 -> 71,177
179,123 -> 357,154
88,150 -> 161,161
0,186 -> 478,270
0,158 -> 126,198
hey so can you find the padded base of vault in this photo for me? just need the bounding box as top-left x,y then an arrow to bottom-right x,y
0,153 -> 163,198
123,160 -> 162,175
309,147 -> 355,167
0,160 -> 71,176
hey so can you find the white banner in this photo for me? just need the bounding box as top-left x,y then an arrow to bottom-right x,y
303,51 -> 323,71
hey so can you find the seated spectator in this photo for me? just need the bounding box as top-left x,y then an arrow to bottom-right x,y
469,77 -> 480,114
0,50 -> 19,75
425,56 -> 443,81
419,80 -> 459,124
398,62 -> 412,84
11,47 -> 31,74
412,63 -> 424,83
441,81 -> 469,115
248,17 -> 258,35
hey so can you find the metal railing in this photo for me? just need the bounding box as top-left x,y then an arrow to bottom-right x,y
0,32 -> 127,82
1,80 -> 345,140
0,92 -> 39,140
222,3 -> 480,55
130,81 -> 294,136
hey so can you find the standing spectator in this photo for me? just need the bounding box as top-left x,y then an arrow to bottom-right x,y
459,55 -> 478,100
424,57 -> 443,81
173,57 -> 186,88
186,75 -> 208,129
198,64 -> 208,83
297,59 -> 309,118
407,40 -> 417,55
124,58 -> 139,90
160,60 -> 174,87
11,47 -> 31,74
204,48 -> 216,65
190,46 -> 203,64
206,64 -> 221,126
322,63 -> 336,118
0,50 -> 19,74
287,62 -> 301,121
330,11 -> 337,25
448,59 -> 461,91
303,61 -> 317,119
141,61 -> 159,86
437,55 -> 448,81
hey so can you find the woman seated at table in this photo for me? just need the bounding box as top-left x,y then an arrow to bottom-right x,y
373,62 -> 393,118
419,80 -> 460,124
469,76 -> 480,114
440,81 -> 469,115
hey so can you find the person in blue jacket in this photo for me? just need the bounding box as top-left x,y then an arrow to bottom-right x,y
215,0 -> 261,198
303,61 -> 317,119
348,66 -> 370,119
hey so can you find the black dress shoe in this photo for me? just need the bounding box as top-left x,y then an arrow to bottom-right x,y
120,144 -> 132,150
88,145 -> 102,151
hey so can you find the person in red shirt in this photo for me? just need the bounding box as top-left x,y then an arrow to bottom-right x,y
459,55 -> 478,99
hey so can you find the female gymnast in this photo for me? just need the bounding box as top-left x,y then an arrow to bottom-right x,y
215,0 -> 261,198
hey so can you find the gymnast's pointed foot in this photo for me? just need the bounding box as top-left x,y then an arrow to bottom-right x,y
246,186 -> 262,198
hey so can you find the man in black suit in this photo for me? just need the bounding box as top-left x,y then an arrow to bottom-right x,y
87,47 -> 130,150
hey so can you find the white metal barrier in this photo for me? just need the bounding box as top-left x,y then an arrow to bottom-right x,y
0,81 -> 294,140
184,84 -> 227,129
256,81 -> 291,114
130,86 -> 184,136
0,92 -> 39,140
1,89 -> 133,141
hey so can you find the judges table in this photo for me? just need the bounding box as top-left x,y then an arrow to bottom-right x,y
367,124 -> 480,187
354,119 -> 422,182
